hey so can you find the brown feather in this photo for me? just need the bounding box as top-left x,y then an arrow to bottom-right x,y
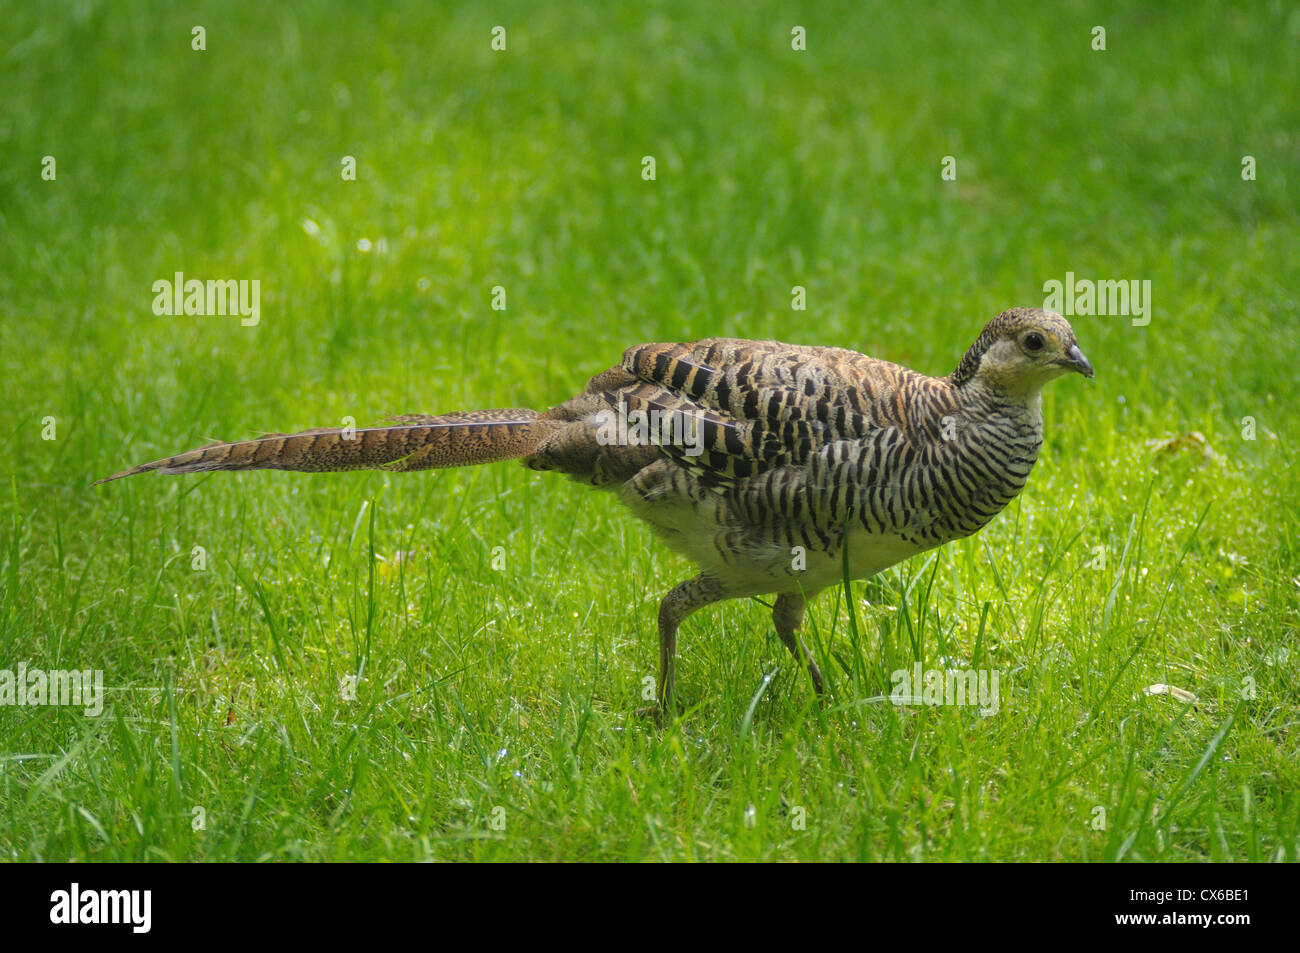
94,410 -> 548,484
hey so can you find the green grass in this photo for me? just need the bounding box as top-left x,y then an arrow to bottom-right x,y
1,0 -> 1297,861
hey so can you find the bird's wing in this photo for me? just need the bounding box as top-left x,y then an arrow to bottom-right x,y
611,338 -> 925,486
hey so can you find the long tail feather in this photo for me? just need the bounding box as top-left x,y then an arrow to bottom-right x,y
95,409 -> 546,484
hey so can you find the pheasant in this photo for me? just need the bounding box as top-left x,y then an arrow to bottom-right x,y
98,307 -> 1093,718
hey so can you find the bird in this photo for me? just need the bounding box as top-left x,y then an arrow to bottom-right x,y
97,307 -> 1093,720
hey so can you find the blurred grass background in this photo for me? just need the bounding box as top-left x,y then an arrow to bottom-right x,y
0,0 -> 1297,860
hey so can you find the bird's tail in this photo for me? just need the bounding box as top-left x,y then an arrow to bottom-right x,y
94,410 -> 551,484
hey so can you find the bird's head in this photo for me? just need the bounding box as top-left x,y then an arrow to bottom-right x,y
951,308 -> 1094,395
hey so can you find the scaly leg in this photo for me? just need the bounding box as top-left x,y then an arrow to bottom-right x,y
647,574 -> 728,723
773,592 -> 824,695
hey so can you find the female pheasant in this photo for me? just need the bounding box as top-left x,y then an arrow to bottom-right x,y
99,307 -> 1093,717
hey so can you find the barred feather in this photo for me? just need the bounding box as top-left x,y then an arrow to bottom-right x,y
95,410 -> 547,483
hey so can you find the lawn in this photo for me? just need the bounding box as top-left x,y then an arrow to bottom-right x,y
1,0 -> 1296,861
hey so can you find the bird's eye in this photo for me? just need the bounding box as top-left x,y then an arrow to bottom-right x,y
1024,333 -> 1045,352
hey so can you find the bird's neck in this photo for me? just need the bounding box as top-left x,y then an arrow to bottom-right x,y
951,377 -> 1045,492
956,377 -> 1044,432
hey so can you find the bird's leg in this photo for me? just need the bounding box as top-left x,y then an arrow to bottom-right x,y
642,574 -> 727,724
773,592 -> 824,695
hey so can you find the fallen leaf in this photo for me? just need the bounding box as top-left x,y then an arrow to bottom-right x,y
1145,683 -> 1198,703
1146,431 -> 1218,463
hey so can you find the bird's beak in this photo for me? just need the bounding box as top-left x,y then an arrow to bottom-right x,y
1060,344 -> 1094,378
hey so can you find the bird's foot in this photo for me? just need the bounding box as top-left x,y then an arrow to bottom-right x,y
634,704 -> 668,727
